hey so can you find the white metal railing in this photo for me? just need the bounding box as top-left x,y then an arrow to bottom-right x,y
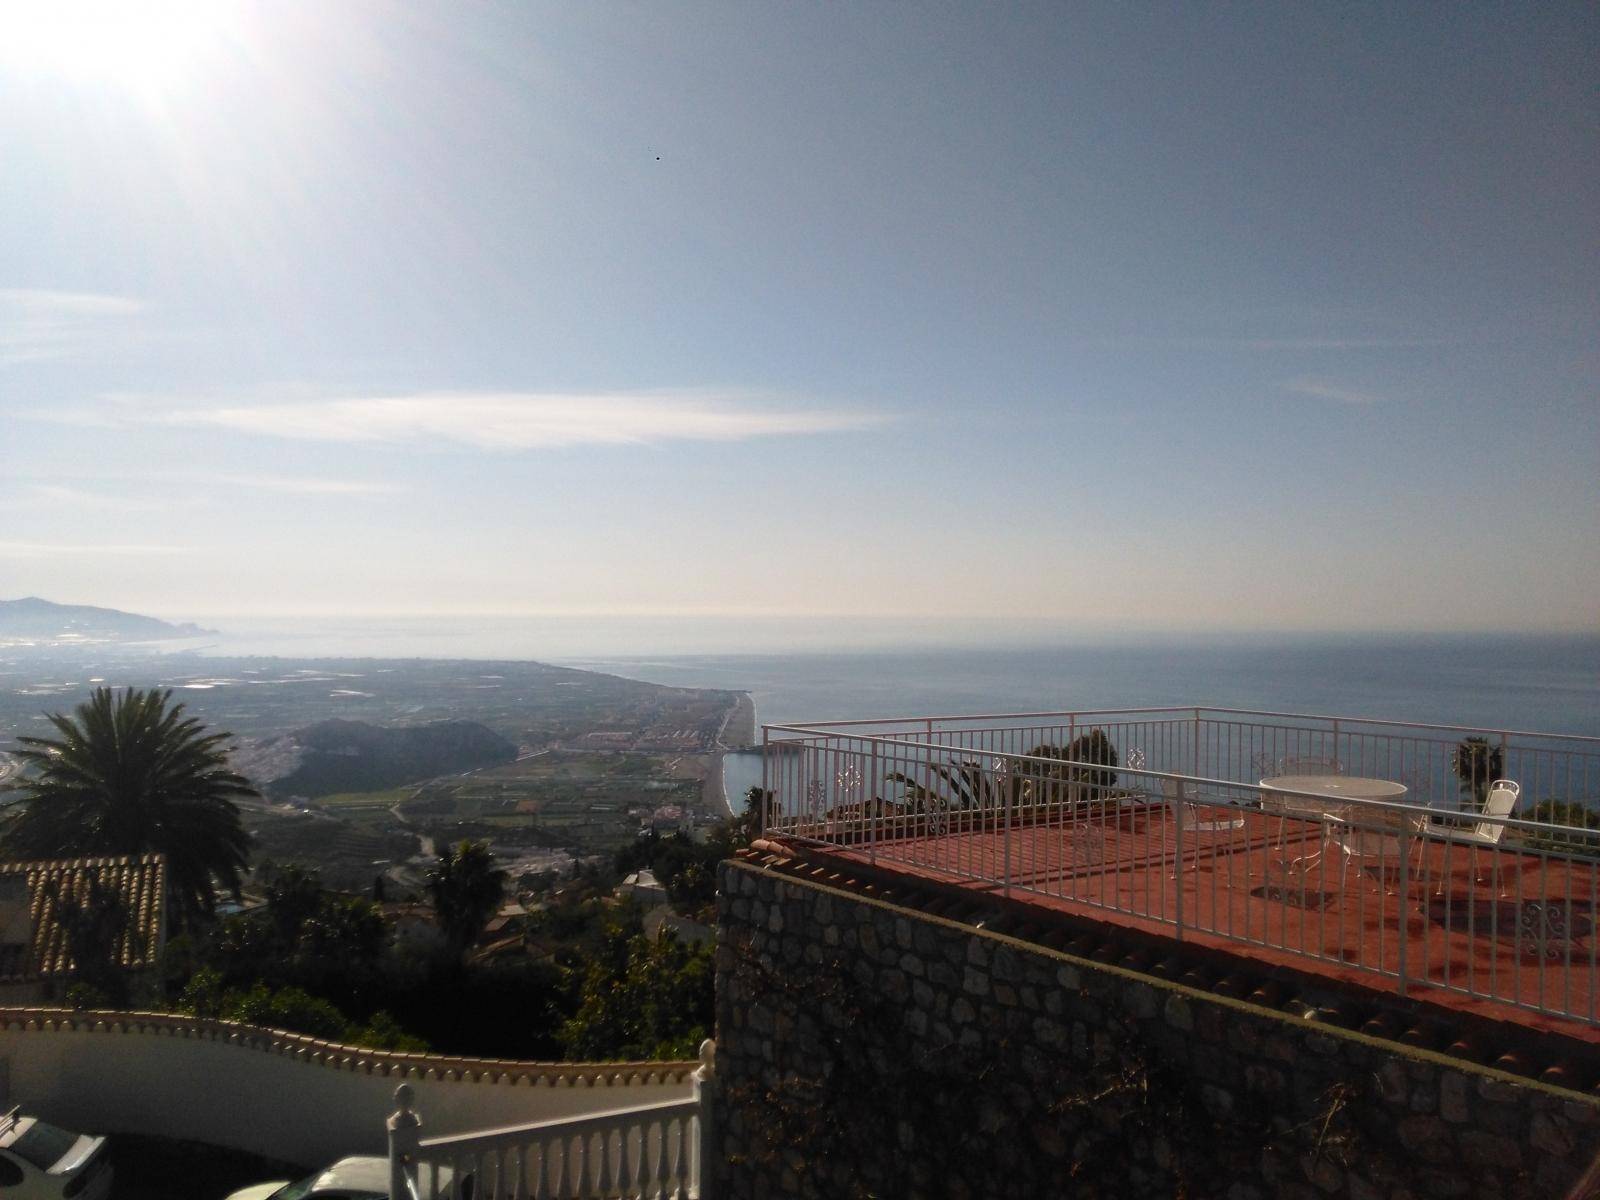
388,1041 -> 717,1200
758,710 -> 1600,1028
765,707 -> 1600,820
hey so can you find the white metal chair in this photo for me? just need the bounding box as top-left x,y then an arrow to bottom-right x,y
1163,777 -> 1245,877
1427,779 -> 1520,896
1262,757 -> 1343,852
1322,808 -> 1427,900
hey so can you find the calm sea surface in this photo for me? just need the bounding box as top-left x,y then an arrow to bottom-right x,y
562,635 -> 1600,736
555,635 -> 1600,811
132,622 -> 1598,811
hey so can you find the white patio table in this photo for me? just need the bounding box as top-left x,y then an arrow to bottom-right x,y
1259,775 -> 1411,877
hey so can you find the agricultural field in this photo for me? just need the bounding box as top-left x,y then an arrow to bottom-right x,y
392,750 -> 713,855
0,650 -> 745,887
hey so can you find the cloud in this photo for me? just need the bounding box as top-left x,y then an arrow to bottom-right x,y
0,541 -> 191,557
1282,379 -> 1385,406
149,390 -> 888,450
0,289 -> 144,365
0,484 -> 175,513
212,473 -> 404,495
1226,338 -> 1435,351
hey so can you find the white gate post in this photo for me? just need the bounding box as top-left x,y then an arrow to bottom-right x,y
694,1038 -> 718,1199
388,1083 -> 421,1200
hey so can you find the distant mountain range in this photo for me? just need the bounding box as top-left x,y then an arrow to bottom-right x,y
0,597 -> 212,643
240,718 -> 520,798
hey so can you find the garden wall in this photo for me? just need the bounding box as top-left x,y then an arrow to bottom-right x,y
713,858 -> 1600,1200
0,1009 -> 695,1169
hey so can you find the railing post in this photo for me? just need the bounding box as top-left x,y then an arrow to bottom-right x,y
1002,758 -> 1013,899
869,740 -> 879,867
695,1039 -> 718,1200
1173,778 -> 1185,941
1331,719 -> 1341,771
760,727 -> 770,837
1192,708 -> 1202,777
387,1083 -> 420,1200
1397,826 -> 1410,997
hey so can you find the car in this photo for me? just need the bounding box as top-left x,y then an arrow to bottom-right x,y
224,1155 -> 463,1200
0,1107 -> 113,1200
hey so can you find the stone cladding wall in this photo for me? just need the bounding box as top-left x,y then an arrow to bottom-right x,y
713,859 -> 1600,1200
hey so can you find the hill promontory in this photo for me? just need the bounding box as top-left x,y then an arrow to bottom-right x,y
0,597 -> 211,644
242,717 -> 520,799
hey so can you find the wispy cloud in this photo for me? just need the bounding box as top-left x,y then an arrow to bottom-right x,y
0,540 -> 191,558
143,390 -> 888,450
0,289 -> 144,365
1283,379 -> 1385,406
1092,334 -> 1440,352
212,473 -> 404,495
1212,337 -> 1435,351
0,473 -> 399,505
0,484 -> 175,513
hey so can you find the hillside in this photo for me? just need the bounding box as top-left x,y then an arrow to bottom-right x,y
245,718 -> 520,799
0,597 -> 210,643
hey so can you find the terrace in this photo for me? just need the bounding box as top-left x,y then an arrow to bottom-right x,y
758,706 -> 1600,1043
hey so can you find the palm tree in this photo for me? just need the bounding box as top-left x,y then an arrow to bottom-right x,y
1451,736 -> 1504,809
426,840 -> 507,955
3,687 -> 256,927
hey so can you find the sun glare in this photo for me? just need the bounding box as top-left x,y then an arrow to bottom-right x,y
1,0 -> 235,93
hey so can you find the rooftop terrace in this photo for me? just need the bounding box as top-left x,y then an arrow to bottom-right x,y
758,706 -> 1600,1048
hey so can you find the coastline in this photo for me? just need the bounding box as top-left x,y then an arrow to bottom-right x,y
705,691 -> 757,819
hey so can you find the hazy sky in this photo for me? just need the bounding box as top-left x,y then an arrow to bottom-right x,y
2,2 -> 1596,633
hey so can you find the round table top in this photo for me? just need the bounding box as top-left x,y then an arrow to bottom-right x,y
1260,775 -> 1409,802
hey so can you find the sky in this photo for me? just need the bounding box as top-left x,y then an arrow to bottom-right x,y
1,2 -> 1596,637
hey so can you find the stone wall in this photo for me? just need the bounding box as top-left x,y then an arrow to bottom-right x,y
713,859 -> 1600,1200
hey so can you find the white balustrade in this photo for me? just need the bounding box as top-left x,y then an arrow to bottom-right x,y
390,1040 -> 717,1200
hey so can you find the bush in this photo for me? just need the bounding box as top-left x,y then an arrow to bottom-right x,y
177,973 -> 429,1051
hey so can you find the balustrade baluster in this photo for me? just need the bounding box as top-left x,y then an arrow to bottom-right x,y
531,1136 -> 549,1200
553,1139 -> 572,1200
672,1115 -> 690,1198
592,1132 -> 608,1196
649,1116 -> 667,1195
511,1143 -> 528,1200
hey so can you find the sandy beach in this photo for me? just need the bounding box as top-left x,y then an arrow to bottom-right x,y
703,691 -> 757,817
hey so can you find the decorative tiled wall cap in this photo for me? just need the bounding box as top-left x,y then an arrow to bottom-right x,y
0,1007 -> 697,1085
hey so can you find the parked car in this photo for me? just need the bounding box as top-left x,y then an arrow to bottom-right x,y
0,1107 -> 113,1200
224,1155 -> 462,1200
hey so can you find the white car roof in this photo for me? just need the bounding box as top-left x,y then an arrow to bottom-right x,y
309,1156 -> 390,1194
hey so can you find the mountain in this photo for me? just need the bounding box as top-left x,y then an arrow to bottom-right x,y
0,597 -> 212,643
244,718 -> 520,798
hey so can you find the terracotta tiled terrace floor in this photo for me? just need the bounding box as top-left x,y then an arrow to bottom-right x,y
783,805 -> 1600,1044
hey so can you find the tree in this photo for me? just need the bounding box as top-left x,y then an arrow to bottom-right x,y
3,688 -> 256,927
426,840 -> 507,955
888,759 -> 1017,825
1063,729 -> 1120,799
1451,736 -> 1503,808
560,926 -> 714,1060
260,862 -> 323,945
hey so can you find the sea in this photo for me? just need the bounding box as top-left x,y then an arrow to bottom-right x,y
128,620 -> 1600,819
133,619 -> 1599,813
555,634 -> 1600,812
